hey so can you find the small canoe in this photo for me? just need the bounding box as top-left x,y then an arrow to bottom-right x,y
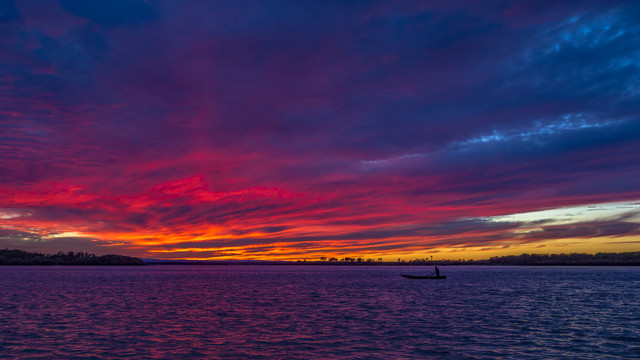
401,274 -> 447,279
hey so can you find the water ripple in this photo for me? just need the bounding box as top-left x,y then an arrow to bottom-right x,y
0,265 -> 638,359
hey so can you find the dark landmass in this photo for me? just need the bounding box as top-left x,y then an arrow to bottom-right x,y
143,259 -> 291,266
0,249 -> 144,265
144,252 -> 640,266
4,249 -> 637,266
478,251 -> 640,266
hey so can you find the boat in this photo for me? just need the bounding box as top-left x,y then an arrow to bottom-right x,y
401,274 -> 447,279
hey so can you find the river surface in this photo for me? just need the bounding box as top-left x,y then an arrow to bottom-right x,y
0,265 -> 638,359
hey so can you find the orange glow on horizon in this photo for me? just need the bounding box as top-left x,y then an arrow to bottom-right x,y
1,177 -> 638,261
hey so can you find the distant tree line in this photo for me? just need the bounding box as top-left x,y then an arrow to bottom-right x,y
317,256 -> 383,263
0,249 -> 144,265
483,252 -> 640,266
309,252 -> 640,266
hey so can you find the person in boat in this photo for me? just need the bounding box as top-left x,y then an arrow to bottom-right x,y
435,265 -> 440,277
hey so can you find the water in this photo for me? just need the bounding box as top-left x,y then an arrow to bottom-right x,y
0,265 -> 638,359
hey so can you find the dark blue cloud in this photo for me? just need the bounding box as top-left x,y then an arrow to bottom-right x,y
504,9 -> 640,105
0,0 -> 19,22
57,0 -> 156,26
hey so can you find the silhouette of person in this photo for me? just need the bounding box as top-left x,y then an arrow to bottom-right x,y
435,265 -> 440,277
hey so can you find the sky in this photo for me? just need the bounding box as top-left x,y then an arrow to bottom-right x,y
1,0 -> 639,260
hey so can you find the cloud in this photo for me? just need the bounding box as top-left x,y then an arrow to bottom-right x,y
509,8 -> 640,101
1,1 -> 639,259
57,0 -> 157,26
0,1 -> 19,22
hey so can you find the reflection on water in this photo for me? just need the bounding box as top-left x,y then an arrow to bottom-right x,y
0,265 -> 638,359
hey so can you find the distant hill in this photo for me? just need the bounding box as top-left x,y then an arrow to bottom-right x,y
0,249 -> 144,265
